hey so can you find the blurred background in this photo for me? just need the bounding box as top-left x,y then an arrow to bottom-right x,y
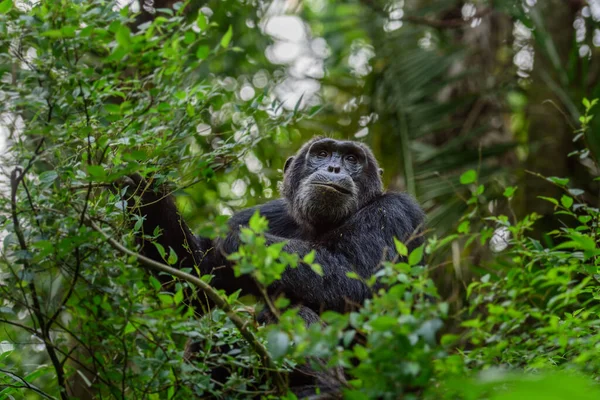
108,0 -> 600,233
2,0 -> 598,233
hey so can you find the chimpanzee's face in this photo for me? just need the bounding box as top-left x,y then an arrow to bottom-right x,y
282,138 -> 381,230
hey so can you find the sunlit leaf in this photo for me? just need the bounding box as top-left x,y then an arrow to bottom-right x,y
196,12 -> 208,31
0,0 -> 12,14
220,25 -> 233,48
460,170 -> 477,184
39,170 -> 58,184
560,195 -> 573,209
394,238 -> 408,257
167,247 -> 178,265
408,245 -> 424,266
116,25 -> 131,48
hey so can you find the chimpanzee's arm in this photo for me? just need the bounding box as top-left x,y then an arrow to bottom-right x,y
127,177 -> 283,298
218,193 -> 425,313
125,175 -> 212,285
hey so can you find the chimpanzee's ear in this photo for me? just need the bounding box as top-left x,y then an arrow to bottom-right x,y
284,156 -> 294,174
378,168 -> 384,176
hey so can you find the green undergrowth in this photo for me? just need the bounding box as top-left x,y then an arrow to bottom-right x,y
1,1 -> 600,399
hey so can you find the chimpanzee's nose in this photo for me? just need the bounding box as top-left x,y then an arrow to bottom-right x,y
327,165 -> 341,173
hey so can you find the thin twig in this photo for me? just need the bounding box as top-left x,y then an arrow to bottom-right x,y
10,168 -> 68,400
0,368 -> 57,400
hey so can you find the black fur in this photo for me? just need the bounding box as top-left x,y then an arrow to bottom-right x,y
128,137 -> 425,396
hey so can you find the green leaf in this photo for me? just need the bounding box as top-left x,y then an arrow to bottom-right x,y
226,289 -> 240,303
457,220 -> 470,234
394,237 -> 408,257
370,315 -> 397,330
538,196 -> 558,206
41,29 -> 64,38
31,240 -> 54,259
196,45 -> 209,59
353,345 -> 368,360
408,245 -> 424,266
267,241 -> 286,258
303,250 -> 316,264
158,294 -> 173,306
106,46 -> 128,62
87,165 -> 106,180
133,217 -> 144,232
105,103 -> 121,114
274,297 -> 290,309
346,271 -> 360,280
149,276 -> 161,291
568,233 -> 595,251
39,170 -> 58,185
293,93 -> 304,115
0,0 -> 12,14
184,31 -> 196,44
337,330 -> 354,349
167,247 -> 178,265
560,195 -> 573,209
124,322 -> 136,334
158,102 -> 171,112
503,186 -> 517,198
310,263 -> 323,276
460,169 -> 477,184
266,331 -> 289,360
583,98 -> 591,109
249,210 -> 268,233
186,103 -> 196,116
60,26 -> 76,37
440,333 -> 458,346
153,242 -> 166,259
220,25 -> 233,48
174,288 -> 183,305
196,12 -> 208,30
547,176 -> 569,186
115,25 -> 131,48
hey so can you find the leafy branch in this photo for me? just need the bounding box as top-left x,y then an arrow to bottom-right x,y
10,168 -> 68,400
84,217 -> 288,394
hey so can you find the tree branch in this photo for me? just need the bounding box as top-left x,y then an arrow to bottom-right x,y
0,368 -> 56,400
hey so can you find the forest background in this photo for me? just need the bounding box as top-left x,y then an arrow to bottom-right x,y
1,0 -> 600,399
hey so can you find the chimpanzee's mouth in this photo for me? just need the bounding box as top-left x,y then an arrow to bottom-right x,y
311,182 -> 352,195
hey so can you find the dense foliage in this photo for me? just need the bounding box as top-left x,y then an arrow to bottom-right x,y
1,0 -> 600,399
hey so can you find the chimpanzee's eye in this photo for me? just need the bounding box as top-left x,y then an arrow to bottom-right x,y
317,150 -> 329,158
346,154 -> 358,163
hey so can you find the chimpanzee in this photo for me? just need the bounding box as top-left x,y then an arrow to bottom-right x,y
126,137 -> 425,396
